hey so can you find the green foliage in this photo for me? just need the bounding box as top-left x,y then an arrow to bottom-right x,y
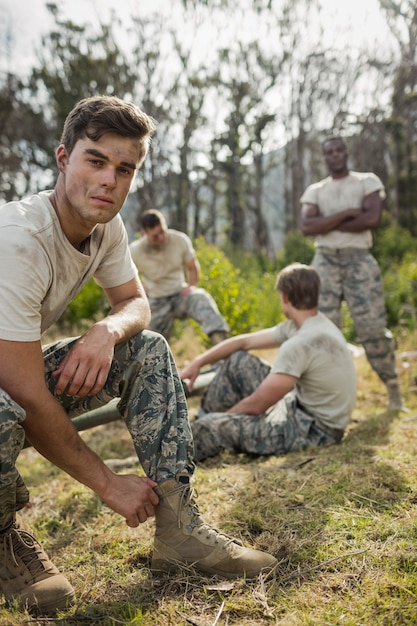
383,252 -> 417,333
195,238 -> 257,336
195,237 -> 283,337
276,230 -> 315,268
372,224 -> 417,272
224,244 -> 277,275
59,278 -> 109,327
55,229 -> 417,340
340,302 -> 358,343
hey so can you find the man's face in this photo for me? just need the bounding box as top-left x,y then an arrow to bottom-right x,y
145,225 -> 168,248
56,133 -> 140,229
323,139 -> 348,176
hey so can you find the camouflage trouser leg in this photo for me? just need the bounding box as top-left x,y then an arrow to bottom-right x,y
149,290 -> 229,340
201,351 -> 271,413
0,330 -> 193,525
180,288 -> 229,337
312,250 -> 397,383
43,330 -> 195,482
192,393 -> 335,460
311,251 -> 343,327
148,296 -> 177,339
0,391 -> 29,528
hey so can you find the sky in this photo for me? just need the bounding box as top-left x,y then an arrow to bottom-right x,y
0,0 -> 392,77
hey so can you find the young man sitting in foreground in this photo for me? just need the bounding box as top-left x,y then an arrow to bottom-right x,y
0,95 -> 276,616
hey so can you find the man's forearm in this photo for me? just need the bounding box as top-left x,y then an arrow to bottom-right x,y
229,390 -> 278,415
301,209 -> 359,236
102,296 -> 150,344
229,396 -> 264,415
186,266 -> 199,287
337,210 -> 380,232
197,335 -> 246,367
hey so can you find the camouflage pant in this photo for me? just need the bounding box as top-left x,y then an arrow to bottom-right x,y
192,351 -> 335,461
0,330 -> 194,528
312,249 -> 397,383
148,289 -> 229,340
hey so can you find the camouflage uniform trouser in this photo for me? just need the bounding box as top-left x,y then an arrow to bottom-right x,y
0,330 -> 194,528
192,351 -> 336,461
148,289 -> 229,340
312,248 -> 397,383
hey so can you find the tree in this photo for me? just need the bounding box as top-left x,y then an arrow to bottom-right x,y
0,73 -> 50,201
379,0 -> 417,234
28,3 -> 138,184
209,38 -> 281,251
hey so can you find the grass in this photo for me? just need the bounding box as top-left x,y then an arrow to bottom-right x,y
1,329 -> 417,625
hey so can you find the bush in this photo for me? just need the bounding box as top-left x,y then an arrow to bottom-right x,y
373,225 -> 417,272
55,231 -> 417,341
195,238 -> 286,339
383,252 -> 417,334
276,230 -> 315,268
195,238 -> 259,337
58,278 -> 109,327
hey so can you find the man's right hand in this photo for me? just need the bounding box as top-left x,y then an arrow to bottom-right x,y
180,362 -> 201,392
99,474 -> 159,527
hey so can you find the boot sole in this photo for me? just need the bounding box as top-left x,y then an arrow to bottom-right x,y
151,556 -> 277,579
7,588 -> 76,616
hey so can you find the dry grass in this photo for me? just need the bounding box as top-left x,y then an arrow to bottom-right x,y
1,329 -> 417,625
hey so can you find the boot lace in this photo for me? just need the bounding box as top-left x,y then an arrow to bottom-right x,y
2,525 -> 53,580
178,486 -> 242,547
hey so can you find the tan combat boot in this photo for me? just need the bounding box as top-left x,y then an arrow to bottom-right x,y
152,479 -> 277,578
0,518 -> 75,615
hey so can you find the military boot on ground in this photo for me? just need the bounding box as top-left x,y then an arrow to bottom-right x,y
152,478 -> 277,578
0,518 -> 75,615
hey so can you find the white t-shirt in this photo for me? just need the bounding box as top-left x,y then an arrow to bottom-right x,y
270,313 -> 356,430
300,171 -> 385,249
130,229 -> 195,297
0,191 -> 137,341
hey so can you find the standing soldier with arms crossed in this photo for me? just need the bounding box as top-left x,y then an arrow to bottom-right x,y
300,136 -> 405,411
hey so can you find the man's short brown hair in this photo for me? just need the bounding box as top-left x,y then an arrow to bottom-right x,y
60,95 -> 156,166
140,209 -> 167,230
275,263 -> 320,310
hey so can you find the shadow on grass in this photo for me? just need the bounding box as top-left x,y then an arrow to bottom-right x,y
187,406 -> 413,601
9,406 -> 414,624
44,564 -> 279,626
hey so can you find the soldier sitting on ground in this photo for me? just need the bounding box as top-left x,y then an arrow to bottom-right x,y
181,263 -> 357,462
130,209 -> 229,345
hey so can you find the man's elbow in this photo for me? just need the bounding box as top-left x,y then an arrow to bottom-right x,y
369,214 -> 382,229
300,221 -> 316,236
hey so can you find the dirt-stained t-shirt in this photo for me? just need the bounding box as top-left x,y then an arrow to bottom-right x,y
0,191 -> 137,341
270,313 -> 356,430
300,171 -> 385,250
129,229 -> 195,298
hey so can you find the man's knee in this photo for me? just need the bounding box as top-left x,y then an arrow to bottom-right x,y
130,329 -> 170,351
357,324 -> 394,346
191,414 -> 232,461
191,418 -> 218,461
0,390 -> 26,427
